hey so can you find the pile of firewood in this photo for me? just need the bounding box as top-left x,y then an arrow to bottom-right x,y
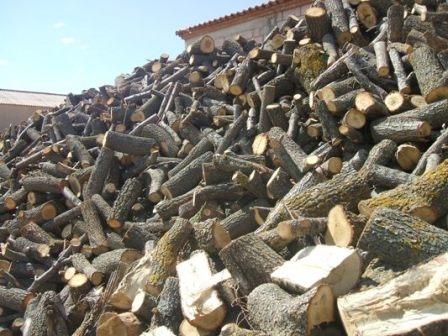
1,0 -> 448,334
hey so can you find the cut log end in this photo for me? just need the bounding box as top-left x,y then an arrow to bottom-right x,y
307,285 -> 335,333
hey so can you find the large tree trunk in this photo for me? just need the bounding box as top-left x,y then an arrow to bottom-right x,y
358,159 -> 448,223
357,208 -> 448,268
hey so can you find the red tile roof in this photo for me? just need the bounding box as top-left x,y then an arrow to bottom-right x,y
176,0 -> 311,40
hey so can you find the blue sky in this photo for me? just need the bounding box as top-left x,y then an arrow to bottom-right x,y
0,0 -> 263,94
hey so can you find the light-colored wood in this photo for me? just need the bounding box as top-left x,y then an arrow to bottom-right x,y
252,133 -> 269,155
325,205 -> 367,247
338,253 -> 448,336
271,245 -> 362,296
142,326 -> 175,336
176,251 -> 226,331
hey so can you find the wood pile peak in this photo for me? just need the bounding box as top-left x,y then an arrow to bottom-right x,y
1,0 -> 448,334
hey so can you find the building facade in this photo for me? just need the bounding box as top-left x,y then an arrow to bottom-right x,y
0,89 -> 66,130
176,0 -> 311,47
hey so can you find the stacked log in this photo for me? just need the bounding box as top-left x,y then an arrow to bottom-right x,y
0,2 -> 448,334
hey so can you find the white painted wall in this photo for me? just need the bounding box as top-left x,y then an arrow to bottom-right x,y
185,4 -> 310,47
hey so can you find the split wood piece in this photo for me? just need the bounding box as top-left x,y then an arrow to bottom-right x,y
266,168 -> 292,200
141,124 -> 178,157
215,199 -> 270,248
384,92 -> 412,114
359,158 -> 448,222
91,248 -> 142,276
71,253 -> 103,286
83,146 -> 114,199
247,283 -> 334,336
219,233 -> 284,294
177,251 -> 226,331
79,200 -> 108,254
322,33 -> 338,65
102,131 -> 155,156
66,135 -> 94,168
260,169 -> 370,232
143,327 -> 175,336
109,248 -> 153,310
318,76 -> 360,102
387,5 -> 404,43
22,175 -> 67,194
388,48 -> 411,94
325,205 -> 367,247
179,319 -> 213,336
338,253 -> 448,336
409,44 -> 448,103
268,127 -> 307,179
258,85 -> 275,133
326,89 -> 363,115
145,217 -> 192,296
23,291 -> 69,336
272,245 -> 361,296
358,208 -> 448,268
257,227 -> 296,252
412,127 -> 448,175
150,276 -> 182,332
0,287 -> 34,312
168,137 -> 214,178
216,110 -> 247,154
131,289 -> 157,322
277,217 -> 327,241
370,118 -> 431,143
395,143 -> 421,171
304,7 -> 329,42
96,312 -> 142,336
18,201 -> 57,224
161,151 -> 213,199
315,99 -> 341,145
187,35 -> 215,54
108,178 -> 142,229
367,164 -> 411,189
219,323 -> 267,336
